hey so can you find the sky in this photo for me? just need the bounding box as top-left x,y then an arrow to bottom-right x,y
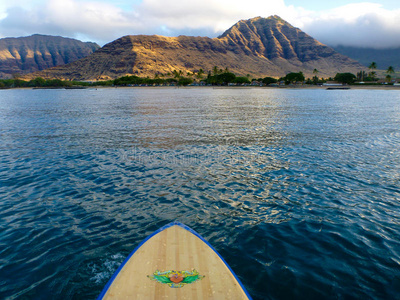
0,0 -> 400,49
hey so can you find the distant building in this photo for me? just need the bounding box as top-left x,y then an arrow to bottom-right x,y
250,80 -> 261,86
323,81 -> 343,86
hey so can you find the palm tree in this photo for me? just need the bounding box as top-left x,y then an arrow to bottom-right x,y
387,66 -> 395,75
386,66 -> 394,82
196,69 -> 204,80
386,66 -> 395,83
369,62 -> 377,80
312,69 -> 319,84
172,70 -> 182,79
357,70 -> 367,81
369,62 -> 377,70
213,66 -> 219,76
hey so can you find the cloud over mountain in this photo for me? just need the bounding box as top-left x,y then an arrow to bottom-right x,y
302,3 -> 400,49
0,0 -> 399,49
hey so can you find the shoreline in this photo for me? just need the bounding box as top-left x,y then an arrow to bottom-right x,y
2,85 -> 400,91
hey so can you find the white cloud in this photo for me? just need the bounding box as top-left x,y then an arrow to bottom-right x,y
0,0 -> 399,49
137,0 -> 295,32
0,0 -> 306,44
0,0 -> 143,43
302,3 -> 400,48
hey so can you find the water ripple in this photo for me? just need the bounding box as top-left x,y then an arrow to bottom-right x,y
1,88 -> 400,299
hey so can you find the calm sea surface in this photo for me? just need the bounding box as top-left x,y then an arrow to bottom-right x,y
0,88 -> 400,299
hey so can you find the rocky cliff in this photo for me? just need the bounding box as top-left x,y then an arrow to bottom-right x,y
0,34 -> 100,78
23,16 -> 364,80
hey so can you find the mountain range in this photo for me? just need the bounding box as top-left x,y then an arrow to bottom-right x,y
332,45 -> 400,71
0,34 -> 100,78
23,16 -> 363,81
2,16 -> 372,81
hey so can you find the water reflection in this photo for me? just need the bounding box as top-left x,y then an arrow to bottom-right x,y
130,89 -> 287,149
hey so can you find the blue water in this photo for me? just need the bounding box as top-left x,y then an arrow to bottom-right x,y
1,88 -> 400,299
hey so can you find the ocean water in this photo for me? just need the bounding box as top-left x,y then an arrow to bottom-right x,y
0,87 -> 399,299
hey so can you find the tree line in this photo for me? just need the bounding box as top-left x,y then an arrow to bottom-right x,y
0,78 -> 96,89
0,63 -> 397,88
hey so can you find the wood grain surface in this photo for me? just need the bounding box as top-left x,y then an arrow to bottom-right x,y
102,224 -> 250,299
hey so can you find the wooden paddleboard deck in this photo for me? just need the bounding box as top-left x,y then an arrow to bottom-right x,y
98,222 -> 251,299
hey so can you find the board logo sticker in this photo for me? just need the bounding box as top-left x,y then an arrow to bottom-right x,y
148,269 -> 205,288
